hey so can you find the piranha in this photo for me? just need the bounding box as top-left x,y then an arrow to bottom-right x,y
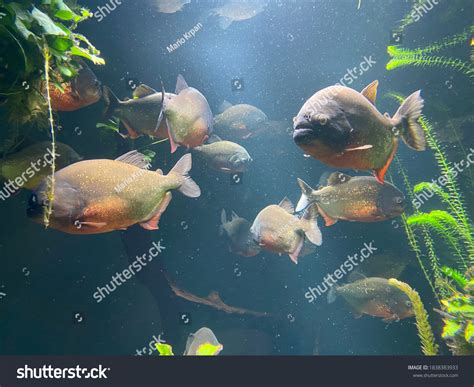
193,136 -> 253,173
293,80 -> 426,183
210,0 -> 268,29
220,209 -> 261,257
27,152 -> 200,234
48,61 -> 102,112
296,172 -> 405,226
0,142 -> 82,190
103,84 -> 175,139
250,198 -> 322,264
184,327 -> 223,356
328,276 -> 415,322
214,101 -> 270,140
159,75 -> 213,153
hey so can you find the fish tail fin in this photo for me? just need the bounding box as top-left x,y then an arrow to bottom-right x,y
327,285 -> 338,304
102,86 -> 120,120
169,154 -> 201,198
296,178 -> 314,212
219,209 -> 227,235
391,90 -> 426,151
302,203 -> 322,246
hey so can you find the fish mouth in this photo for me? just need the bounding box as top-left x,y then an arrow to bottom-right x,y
293,126 -> 315,144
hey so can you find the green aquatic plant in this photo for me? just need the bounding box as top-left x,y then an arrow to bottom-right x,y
435,275 -> 474,355
389,279 -> 439,356
441,266 -> 468,289
386,47 -> 473,77
155,343 -> 174,356
0,0 -> 105,126
408,210 -> 469,269
386,27 -> 474,77
155,340 -> 223,356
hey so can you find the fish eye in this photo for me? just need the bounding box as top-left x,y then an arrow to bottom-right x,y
317,114 -> 328,125
405,300 -> 412,308
395,196 -> 404,204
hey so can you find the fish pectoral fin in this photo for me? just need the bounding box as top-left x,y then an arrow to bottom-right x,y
360,80 -> 378,105
373,139 -> 398,184
121,120 -> 140,139
76,221 -> 107,229
345,144 -> 373,152
317,206 -> 338,227
140,192 -> 173,231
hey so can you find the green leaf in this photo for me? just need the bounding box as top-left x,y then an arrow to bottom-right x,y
57,64 -> 74,78
195,342 -> 223,356
70,46 -> 105,65
51,36 -> 73,51
155,343 -> 174,356
31,6 -> 66,36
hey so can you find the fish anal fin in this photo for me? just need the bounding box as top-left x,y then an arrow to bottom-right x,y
361,80 -> 378,105
317,205 -> 338,227
140,192 -> 172,231
289,236 -> 304,264
374,139 -> 398,184
121,120 -> 140,140
167,121 -> 179,154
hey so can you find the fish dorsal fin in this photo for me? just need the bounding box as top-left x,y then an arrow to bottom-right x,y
231,210 -> 239,220
278,197 -> 295,213
327,172 -> 352,186
133,84 -> 157,99
115,150 -> 150,169
361,80 -> 378,105
348,271 -> 367,283
175,74 -> 189,94
218,100 -> 233,113
207,135 -> 222,144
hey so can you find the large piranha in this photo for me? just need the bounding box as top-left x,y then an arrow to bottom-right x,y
293,80 -> 426,183
27,152 -> 200,234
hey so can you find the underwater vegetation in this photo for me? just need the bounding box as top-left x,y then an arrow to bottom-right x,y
0,0 -> 104,226
386,27 -> 474,77
389,279 -> 439,356
386,92 -> 473,355
155,328 -> 223,356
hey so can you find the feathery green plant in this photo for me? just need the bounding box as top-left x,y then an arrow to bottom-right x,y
386,27 -> 474,77
389,279 -> 439,356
